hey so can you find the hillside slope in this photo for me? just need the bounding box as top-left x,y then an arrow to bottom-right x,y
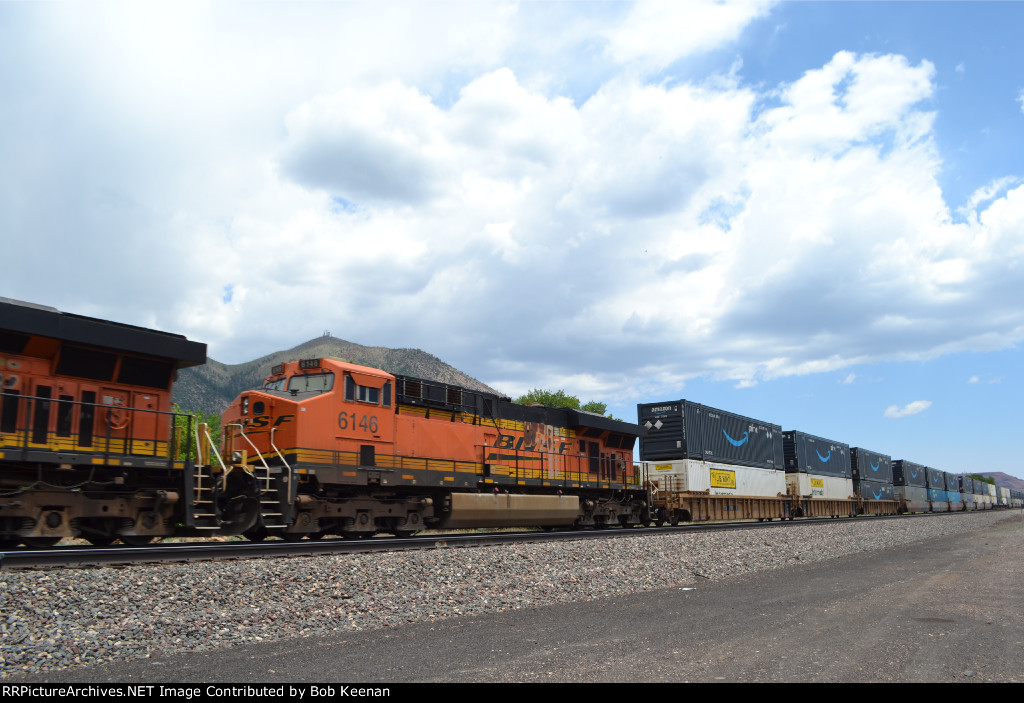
172,335 -> 503,415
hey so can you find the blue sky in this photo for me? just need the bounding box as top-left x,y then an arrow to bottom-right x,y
1,1 -> 1022,478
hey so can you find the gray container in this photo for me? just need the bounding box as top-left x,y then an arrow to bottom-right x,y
783,430 -> 851,478
926,467 -> 945,489
851,448 -> 892,483
959,476 -> 975,494
638,400 -> 784,470
854,478 -> 895,501
892,460 -> 926,487
895,484 -> 928,512
943,472 -> 959,492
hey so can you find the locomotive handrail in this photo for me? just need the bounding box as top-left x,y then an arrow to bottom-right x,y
269,426 -> 297,505
199,423 -> 232,475
226,422 -> 272,477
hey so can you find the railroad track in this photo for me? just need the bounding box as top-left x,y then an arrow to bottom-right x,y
0,511 -> 951,570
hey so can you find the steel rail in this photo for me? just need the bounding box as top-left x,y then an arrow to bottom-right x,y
0,510 -> 953,570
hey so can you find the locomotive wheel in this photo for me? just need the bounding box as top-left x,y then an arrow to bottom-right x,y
307,531 -> 326,541
281,532 -> 306,542
85,536 -> 117,547
22,537 -> 61,548
394,529 -> 415,538
120,535 -> 156,546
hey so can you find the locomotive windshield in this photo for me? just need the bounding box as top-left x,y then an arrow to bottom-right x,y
263,377 -> 286,391
287,372 -> 334,393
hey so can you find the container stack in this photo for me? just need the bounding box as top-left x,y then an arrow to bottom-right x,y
892,460 -> 928,512
638,401 -> 786,498
851,447 -> 894,501
926,467 -> 949,512
944,472 -> 963,511
782,431 -> 853,499
959,475 -> 976,511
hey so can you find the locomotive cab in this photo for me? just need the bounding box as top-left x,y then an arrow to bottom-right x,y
222,357 -> 396,469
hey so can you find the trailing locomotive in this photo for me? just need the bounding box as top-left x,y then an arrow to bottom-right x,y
0,298 -> 262,547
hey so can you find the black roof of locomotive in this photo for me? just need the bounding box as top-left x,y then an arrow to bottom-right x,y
0,297 -> 207,369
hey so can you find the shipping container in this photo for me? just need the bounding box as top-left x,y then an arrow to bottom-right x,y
851,448 -> 892,483
927,487 -> 950,511
638,400 -> 784,469
943,472 -> 959,492
854,478 -> 895,501
783,431 -> 851,477
947,490 -> 963,510
925,467 -> 945,489
892,460 -> 926,487
895,485 -> 929,512
786,472 -> 854,500
959,476 -> 975,494
646,459 -> 786,498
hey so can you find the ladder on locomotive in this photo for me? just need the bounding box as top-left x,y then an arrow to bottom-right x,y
192,422 -> 289,531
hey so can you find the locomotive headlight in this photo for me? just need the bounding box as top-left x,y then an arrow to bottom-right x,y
242,396 -> 249,415
231,451 -> 243,464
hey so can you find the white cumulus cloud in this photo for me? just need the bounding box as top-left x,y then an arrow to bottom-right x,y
884,400 -> 933,418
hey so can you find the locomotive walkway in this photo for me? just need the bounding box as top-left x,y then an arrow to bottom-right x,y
9,512 -> 1023,683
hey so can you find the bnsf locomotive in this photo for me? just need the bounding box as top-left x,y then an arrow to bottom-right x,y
0,298 -> 646,547
220,356 -> 646,540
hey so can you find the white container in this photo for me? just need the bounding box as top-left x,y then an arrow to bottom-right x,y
648,459 -> 786,497
786,472 -> 854,500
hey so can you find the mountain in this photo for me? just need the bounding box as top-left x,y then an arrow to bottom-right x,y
172,335 -> 503,415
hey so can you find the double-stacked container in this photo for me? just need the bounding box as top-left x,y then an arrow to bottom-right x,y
892,460 -> 928,512
926,466 -> 949,512
638,401 -> 785,498
945,472 -> 963,511
851,447 -> 894,501
782,431 -> 853,499
959,475 -> 977,510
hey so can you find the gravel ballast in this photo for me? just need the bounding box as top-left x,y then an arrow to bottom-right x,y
0,511 -> 1016,678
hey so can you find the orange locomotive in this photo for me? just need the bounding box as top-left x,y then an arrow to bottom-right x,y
0,298 -> 261,547
221,357 -> 649,539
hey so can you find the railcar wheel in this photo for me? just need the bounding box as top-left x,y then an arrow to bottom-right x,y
308,531 -> 327,541
85,536 -> 116,547
394,529 -> 415,538
244,526 -> 268,542
669,515 -> 679,527
281,532 -> 306,542
120,535 -> 156,546
23,537 -> 61,548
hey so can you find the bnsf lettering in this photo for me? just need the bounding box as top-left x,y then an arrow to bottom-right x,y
492,434 -> 573,454
242,415 -> 293,430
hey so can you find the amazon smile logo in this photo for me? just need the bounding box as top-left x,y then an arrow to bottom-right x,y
723,429 -> 749,447
870,460 -> 880,472
816,449 -> 832,462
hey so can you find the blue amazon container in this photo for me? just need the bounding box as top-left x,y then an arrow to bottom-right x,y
638,400 -> 784,470
783,430 -> 851,478
854,478 -> 894,501
851,448 -> 892,483
892,460 -> 926,487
